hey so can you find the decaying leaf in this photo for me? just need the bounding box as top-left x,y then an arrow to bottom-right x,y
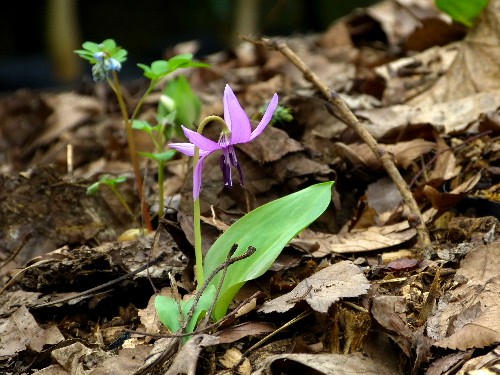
356,91 -> 500,139
410,0 -> 500,105
252,353 -> 399,375
303,220 -> 420,256
334,139 -> 436,170
0,305 -> 64,357
427,242 -> 500,350
259,261 -> 370,314
165,334 -> 219,375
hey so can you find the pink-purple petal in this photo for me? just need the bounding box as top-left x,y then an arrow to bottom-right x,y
223,85 -> 251,144
249,93 -> 278,141
169,142 -> 196,156
192,155 -> 206,200
182,126 -> 221,152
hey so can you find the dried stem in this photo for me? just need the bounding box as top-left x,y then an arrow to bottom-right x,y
110,71 -> 153,232
246,36 -> 432,252
181,245 -> 256,334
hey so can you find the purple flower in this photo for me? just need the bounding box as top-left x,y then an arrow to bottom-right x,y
169,84 -> 278,199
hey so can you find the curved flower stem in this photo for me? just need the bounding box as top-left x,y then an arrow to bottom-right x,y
193,115 -> 228,288
109,71 -> 153,232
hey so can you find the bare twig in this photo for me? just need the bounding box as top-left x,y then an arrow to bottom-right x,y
124,291 -> 263,339
245,36 -> 432,252
29,253 -> 167,309
181,245 -> 256,334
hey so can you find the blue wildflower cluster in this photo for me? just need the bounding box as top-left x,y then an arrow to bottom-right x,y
92,52 -> 122,81
74,39 -> 127,82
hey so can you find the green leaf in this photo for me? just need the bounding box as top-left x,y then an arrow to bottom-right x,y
86,181 -> 101,195
138,54 -> 209,81
86,174 -> 127,195
131,120 -> 153,134
204,181 -> 334,320
75,39 -> 127,64
167,54 -> 210,72
162,76 -> 202,128
435,0 -> 489,26
138,150 -> 177,162
155,285 -> 216,333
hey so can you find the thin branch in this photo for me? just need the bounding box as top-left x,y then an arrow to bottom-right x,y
181,245 -> 256,334
246,36 -> 432,253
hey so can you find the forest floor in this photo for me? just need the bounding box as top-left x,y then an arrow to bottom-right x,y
1,0 -> 499,374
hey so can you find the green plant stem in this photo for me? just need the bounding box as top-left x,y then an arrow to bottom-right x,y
157,160 -> 165,219
193,115 -> 228,288
109,71 -> 153,232
108,186 -> 134,218
130,81 -> 157,121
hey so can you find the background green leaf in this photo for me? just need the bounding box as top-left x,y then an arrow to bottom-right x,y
435,0 -> 489,26
162,76 -> 202,128
204,181 -> 334,320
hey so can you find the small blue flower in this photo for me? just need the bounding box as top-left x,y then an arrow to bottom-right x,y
93,51 -> 106,61
104,58 -> 122,72
92,57 -> 122,82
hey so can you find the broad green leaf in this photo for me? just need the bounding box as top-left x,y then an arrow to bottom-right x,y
163,76 -> 202,128
138,55 -> 209,81
155,284 -> 215,333
435,0 -> 489,26
131,120 -> 153,134
204,181 -> 334,320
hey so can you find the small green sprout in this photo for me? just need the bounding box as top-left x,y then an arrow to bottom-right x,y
86,175 -> 134,218
258,104 -> 293,127
75,39 -> 210,231
137,54 -> 210,82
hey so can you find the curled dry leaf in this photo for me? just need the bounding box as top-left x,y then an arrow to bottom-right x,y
252,353 -> 399,375
259,261 -> 370,314
0,305 -> 63,357
427,242 -> 500,350
238,126 -> 304,164
357,91 -> 500,139
410,0 -> 500,105
334,139 -> 436,170
304,219 -> 420,256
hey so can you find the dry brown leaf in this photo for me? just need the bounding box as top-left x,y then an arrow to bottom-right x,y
307,220 -> 419,256
375,44 -> 459,105
371,296 -> 414,357
429,131 -> 460,181
335,139 -> 436,170
165,334 -> 219,375
410,0 -> 500,105
259,261 -> 370,314
365,0 -> 452,48
238,126 -> 304,163
271,152 -> 333,182
427,242 -> 500,350
0,305 -> 63,357
365,177 -> 403,219
50,341 -> 110,373
88,346 -> 151,375
219,347 -> 252,375
457,345 -> 500,374
34,92 -> 103,147
252,353 -> 399,375
217,322 -> 276,344
423,185 -> 466,211
357,91 -> 500,139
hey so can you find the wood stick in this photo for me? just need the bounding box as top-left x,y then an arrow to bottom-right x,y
246,37 -> 432,252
